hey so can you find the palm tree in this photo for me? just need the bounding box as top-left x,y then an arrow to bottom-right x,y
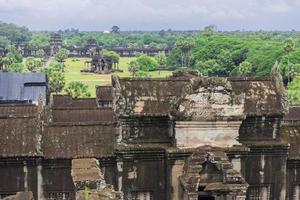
0,57 -> 11,71
283,39 -> 295,83
111,26 -> 120,34
175,37 -> 195,68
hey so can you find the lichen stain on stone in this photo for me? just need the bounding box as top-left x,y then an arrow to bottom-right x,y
127,166 -> 137,179
173,77 -> 246,121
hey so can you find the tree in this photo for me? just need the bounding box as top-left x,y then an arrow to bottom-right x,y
175,36 -> 195,68
1,46 -> 24,72
25,57 -> 42,72
166,48 -> 182,69
154,53 -> 167,66
283,38 -> 295,83
0,57 -> 11,71
149,42 -> 158,49
111,26 -> 120,34
215,50 -> 235,76
36,49 -> 45,58
55,48 -> 68,63
28,33 -> 50,49
102,50 -> 120,62
236,61 -> 253,77
288,75 -> 300,105
159,29 -> 166,37
194,59 -> 221,76
0,21 -> 31,43
65,81 -> 91,98
48,71 -> 65,94
290,63 -> 300,79
201,25 -> 216,38
48,60 -> 65,72
134,54 -> 158,71
128,60 -> 139,77
6,46 -> 23,63
43,61 -> 65,94
7,63 -> 25,72
0,36 -> 10,48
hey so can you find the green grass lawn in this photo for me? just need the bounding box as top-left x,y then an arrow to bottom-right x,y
63,57 -> 173,97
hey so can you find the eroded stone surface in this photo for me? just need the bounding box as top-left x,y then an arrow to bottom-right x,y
172,77 -> 246,121
175,121 -> 242,148
3,192 -> 34,200
71,158 -> 123,200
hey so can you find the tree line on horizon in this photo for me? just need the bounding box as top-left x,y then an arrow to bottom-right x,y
1,21 -> 300,103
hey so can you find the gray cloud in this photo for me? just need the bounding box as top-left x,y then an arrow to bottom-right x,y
0,0 -> 299,31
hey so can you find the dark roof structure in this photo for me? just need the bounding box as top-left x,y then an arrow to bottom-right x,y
43,95 -> 114,159
0,72 -> 47,104
0,104 -> 41,157
229,77 -> 287,116
50,95 -> 113,124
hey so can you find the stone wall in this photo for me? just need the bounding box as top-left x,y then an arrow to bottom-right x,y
175,121 -> 242,148
0,157 -> 42,200
50,108 -> 113,124
43,123 -> 115,159
117,116 -> 174,146
281,106 -> 300,199
2,192 -> 33,200
51,95 -> 98,108
42,159 -> 75,200
227,143 -> 289,200
115,148 -> 166,200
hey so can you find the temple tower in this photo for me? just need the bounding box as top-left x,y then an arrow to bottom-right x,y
50,33 -> 63,56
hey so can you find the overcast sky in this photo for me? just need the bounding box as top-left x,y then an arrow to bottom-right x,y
0,0 -> 299,31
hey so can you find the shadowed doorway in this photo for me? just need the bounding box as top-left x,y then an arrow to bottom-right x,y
198,196 -> 215,200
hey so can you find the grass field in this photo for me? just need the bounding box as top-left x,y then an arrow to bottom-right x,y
63,57 -> 173,97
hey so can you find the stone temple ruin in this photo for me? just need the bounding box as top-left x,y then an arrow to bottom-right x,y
0,70 -> 300,200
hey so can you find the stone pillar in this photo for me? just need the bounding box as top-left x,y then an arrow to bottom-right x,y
37,163 -> 44,200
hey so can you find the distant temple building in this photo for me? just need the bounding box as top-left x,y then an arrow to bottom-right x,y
83,54 -> 117,74
50,33 -> 63,56
108,47 -> 170,57
0,32 -> 171,59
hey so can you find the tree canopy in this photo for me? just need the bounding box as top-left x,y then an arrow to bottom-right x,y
25,57 -> 42,72
130,54 -> 158,71
65,81 -> 91,98
42,61 -> 65,94
55,48 -> 68,63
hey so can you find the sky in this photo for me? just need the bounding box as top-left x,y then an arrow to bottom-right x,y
0,0 -> 299,31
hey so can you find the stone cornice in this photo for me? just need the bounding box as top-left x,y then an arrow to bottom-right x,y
175,121 -> 242,129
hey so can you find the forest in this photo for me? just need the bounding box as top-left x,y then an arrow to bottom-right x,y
1,21 -> 300,103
